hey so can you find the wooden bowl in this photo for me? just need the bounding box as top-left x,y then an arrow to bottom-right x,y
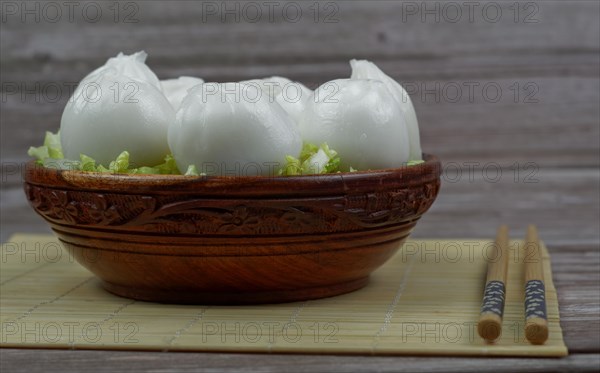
23,154 -> 441,304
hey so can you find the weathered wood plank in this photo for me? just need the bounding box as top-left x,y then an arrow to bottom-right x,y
3,51 -> 598,89
413,168 -> 600,246
0,349 -> 598,373
548,249 -> 600,353
2,1 -> 598,64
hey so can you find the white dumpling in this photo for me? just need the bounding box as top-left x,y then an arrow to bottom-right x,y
168,82 -> 302,176
83,51 -> 162,91
273,80 -> 312,124
241,76 -> 312,124
60,71 -> 174,167
161,76 -> 204,110
350,59 -> 422,161
299,79 -> 409,170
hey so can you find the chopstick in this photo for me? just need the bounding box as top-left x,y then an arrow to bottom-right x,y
524,225 -> 549,344
478,225 -> 510,341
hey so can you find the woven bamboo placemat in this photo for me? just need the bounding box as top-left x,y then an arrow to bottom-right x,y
0,234 -> 567,356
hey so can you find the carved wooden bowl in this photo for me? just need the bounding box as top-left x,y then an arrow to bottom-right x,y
23,154 -> 441,304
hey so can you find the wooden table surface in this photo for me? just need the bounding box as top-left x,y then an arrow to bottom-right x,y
1,1 -> 598,372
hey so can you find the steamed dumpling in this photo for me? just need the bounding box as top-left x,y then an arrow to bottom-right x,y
273,79 -> 312,124
83,51 -> 162,91
350,59 -> 421,160
241,76 -> 312,124
168,82 -> 302,176
299,79 -> 409,170
241,76 -> 290,97
161,76 -> 204,110
60,71 -> 174,167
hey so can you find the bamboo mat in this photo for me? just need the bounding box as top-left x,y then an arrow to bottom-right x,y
0,234 -> 567,356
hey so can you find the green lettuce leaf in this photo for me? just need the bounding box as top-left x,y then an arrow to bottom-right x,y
79,154 -> 98,171
279,142 -> 341,176
406,160 -> 425,166
28,131 -> 182,175
184,164 -> 200,176
279,142 -> 425,175
28,145 -> 49,161
28,131 -> 64,163
109,151 -> 130,173
29,132 -> 423,176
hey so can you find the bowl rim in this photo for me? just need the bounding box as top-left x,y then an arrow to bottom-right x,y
24,153 -> 441,196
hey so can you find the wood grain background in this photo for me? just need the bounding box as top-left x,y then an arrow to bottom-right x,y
1,1 -> 599,372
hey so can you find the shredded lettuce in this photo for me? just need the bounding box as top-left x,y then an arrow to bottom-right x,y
406,160 -> 425,166
76,152 -> 183,174
127,154 -> 180,175
28,145 -> 50,161
28,131 -> 182,175
28,131 -> 64,162
28,131 -> 424,176
184,164 -> 200,176
279,142 -> 341,176
79,154 -> 97,171
278,143 -> 423,175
